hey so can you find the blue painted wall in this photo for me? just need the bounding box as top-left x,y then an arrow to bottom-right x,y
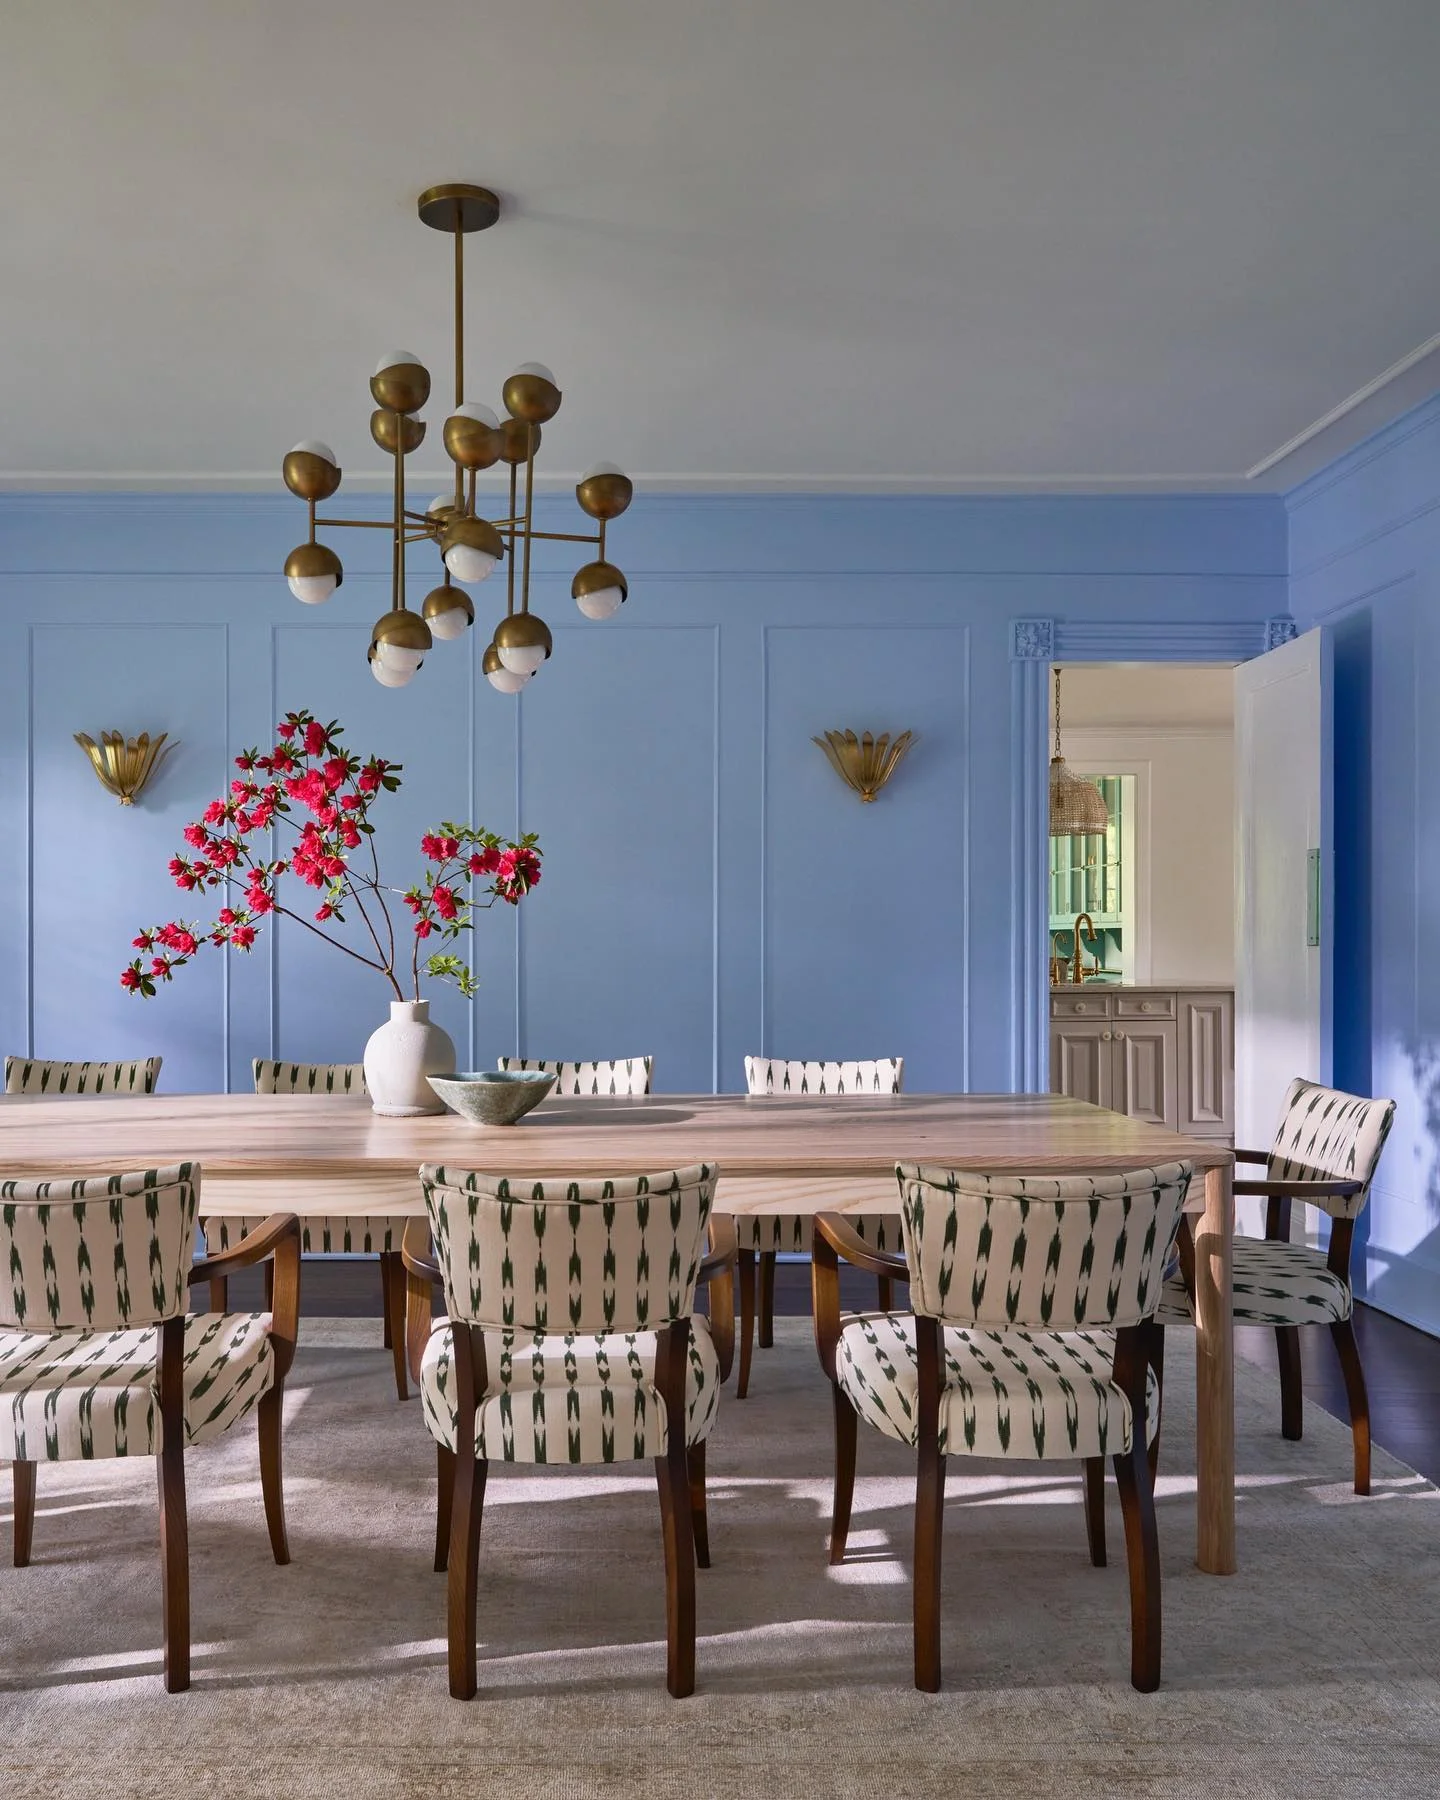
0,491 -> 1282,1106
1289,394 -> 1440,1334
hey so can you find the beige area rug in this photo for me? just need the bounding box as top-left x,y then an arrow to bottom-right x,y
1,1318 -> 1438,1800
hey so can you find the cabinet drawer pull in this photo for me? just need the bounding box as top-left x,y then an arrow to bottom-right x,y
1114,1030 -> 1126,1041
1140,1002 -> 1154,1013
1101,1030 -> 1112,1041
1074,1002 -> 1088,1013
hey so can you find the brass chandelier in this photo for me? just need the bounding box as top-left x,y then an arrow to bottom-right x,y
281,182 -> 633,691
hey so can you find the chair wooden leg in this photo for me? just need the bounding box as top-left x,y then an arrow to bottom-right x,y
1276,1324 -> 1304,1442
1330,1315 -> 1372,1496
434,1444 -> 455,1573
380,1252 -> 409,1401
1113,1439 -> 1162,1693
736,1249 -> 757,1399
1082,1457 -> 1107,1568
257,1386 -> 289,1565
913,1434 -> 946,1692
655,1436 -> 697,1698
688,1440 -> 711,1570
1147,1329 -> 1166,1488
208,1276 -> 228,1313
758,1252 -> 776,1350
446,1449 -> 487,1700
877,1275 -> 894,1313
156,1437 -> 190,1694
829,1381 -> 858,1565
12,1461 -> 35,1568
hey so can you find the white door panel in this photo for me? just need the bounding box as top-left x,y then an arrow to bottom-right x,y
1234,629 -> 1331,1234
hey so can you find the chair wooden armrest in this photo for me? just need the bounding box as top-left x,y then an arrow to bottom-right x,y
401,1215 -> 442,1284
811,1212 -> 909,1383
813,1213 -> 909,1282
1233,1148 -> 1272,1166
401,1217 -> 441,1388
190,1212 -> 301,1379
697,1215 -> 736,1287
697,1216 -> 736,1382
1232,1177 -> 1364,1201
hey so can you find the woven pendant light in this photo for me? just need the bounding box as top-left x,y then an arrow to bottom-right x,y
1049,667 -> 1109,836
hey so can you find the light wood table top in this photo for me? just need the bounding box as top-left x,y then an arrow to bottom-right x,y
0,1089 -> 1230,1189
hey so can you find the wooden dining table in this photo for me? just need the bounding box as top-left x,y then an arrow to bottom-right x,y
0,1087 -> 1235,1575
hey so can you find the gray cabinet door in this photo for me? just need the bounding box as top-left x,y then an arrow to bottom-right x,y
1050,1022 -> 1112,1110
1178,991 -> 1235,1138
1112,1022 -> 1179,1129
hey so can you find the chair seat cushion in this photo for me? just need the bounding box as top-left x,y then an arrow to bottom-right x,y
1155,1238 -> 1352,1328
204,1214 -> 405,1256
732,1213 -> 902,1256
836,1314 -> 1158,1461
0,1312 -> 275,1462
420,1317 -> 721,1464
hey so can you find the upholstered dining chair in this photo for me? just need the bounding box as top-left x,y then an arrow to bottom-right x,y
0,1161 -> 301,1691
200,1060 -> 414,1400
4,1054 -> 163,1095
496,1054 -> 654,1095
401,1161 -> 734,1700
815,1159 -> 1191,1692
1156,1077 -> 1395,1494
731,1056 -> 904,1397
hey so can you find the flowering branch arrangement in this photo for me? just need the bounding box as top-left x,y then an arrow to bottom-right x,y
122,709 -> 540,1002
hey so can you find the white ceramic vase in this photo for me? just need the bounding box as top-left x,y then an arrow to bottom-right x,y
363,999 -> 456,1117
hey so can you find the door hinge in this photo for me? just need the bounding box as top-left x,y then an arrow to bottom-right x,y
1306,847 -> 1321,948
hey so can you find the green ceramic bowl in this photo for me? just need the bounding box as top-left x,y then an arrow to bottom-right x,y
425,1069 -> 556,1127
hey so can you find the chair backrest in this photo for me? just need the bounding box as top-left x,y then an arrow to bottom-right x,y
4,1056 -> 162,1097
0,1162 -> 199,1333
419,1161 -> 716,1334
252,1059 -> 367,1097
895,1161 -> 1191,1331
1267,1079 -> 1395,1220
496,1057 -> 653,1096
744,1057 -> 904,1096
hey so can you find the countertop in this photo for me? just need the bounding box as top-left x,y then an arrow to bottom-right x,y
1051,980 -> 1234,991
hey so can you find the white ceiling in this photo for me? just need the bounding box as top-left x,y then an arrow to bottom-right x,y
3,1 -> 1439,491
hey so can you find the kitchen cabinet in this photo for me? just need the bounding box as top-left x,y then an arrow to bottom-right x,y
1050,986 -> 1232,1142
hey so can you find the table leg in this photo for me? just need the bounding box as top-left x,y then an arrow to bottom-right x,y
1193,1159 -> 1235,1575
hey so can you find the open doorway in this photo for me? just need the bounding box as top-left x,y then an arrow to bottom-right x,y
1047,663 -> 1238,1153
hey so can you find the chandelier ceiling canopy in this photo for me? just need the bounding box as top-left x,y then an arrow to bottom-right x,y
281,182 -> 633,692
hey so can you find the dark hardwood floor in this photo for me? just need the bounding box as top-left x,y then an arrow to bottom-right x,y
232,1258 -> 1440,1485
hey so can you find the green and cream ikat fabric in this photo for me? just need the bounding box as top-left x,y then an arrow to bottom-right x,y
836,1315 -> 1161,1460
0,1311 -> 274,1461
416,1161 -> 719,1465
737,1057 -> 904,1254
496,1057 -> 654,1096
1157,1080 -> 1394,1330
250,1059 -> 366,1097
896,1161 -> 1191,1331
420,1162 -> 716,1335
0,1160 -> 278,1462
0,1163 -> 199,1333
203,1059 -> 403,1256
1263,1078 -> 1395,1221
420,1317 -> 722,1463
1157,1238 -> 1352,1328
4,1056 -> 162,1096
743,1057 -> 903,1097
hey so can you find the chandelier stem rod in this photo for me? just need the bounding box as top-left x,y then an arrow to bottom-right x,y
506,463 -> 517,616
453,200 -> 465,512
307,498 -> 316,546
314,516 -> 402,530
392,416 -> 405,612
520,427 -> 536,613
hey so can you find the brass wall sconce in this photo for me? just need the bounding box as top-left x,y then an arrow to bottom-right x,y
813,729 -> 915,803
75,731 -> 176,806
